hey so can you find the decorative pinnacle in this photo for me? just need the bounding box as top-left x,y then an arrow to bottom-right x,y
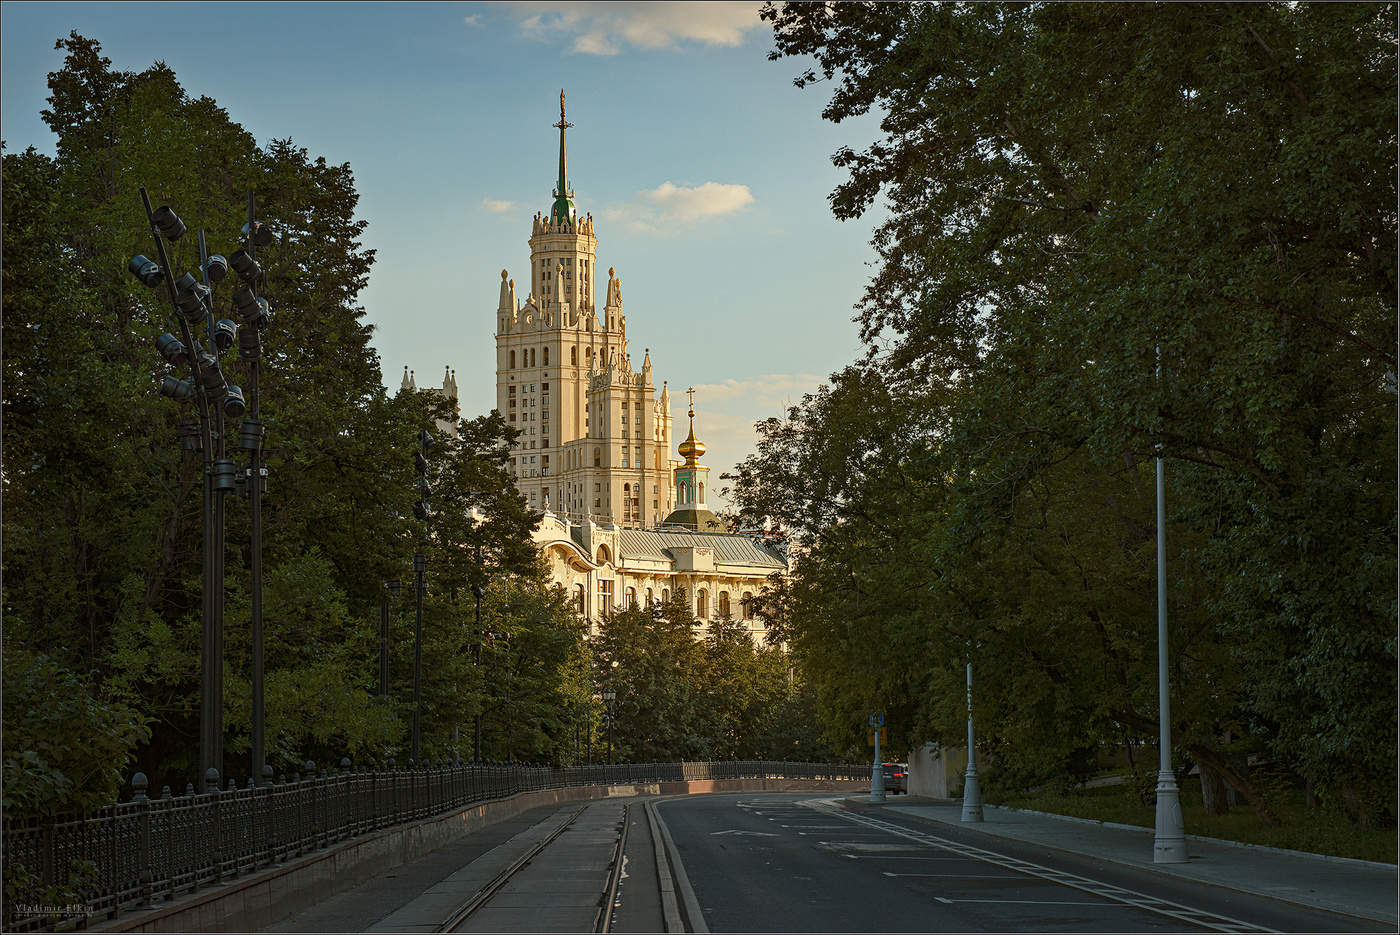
553,89 -> 573,132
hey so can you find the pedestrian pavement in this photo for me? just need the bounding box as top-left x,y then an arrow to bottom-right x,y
860,795 -> 1397,926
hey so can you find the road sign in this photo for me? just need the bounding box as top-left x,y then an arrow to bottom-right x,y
867,727 -> 886,746
868,713 -> 885,727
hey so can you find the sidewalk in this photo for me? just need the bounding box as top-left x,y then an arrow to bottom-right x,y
863,796 -> 1397,926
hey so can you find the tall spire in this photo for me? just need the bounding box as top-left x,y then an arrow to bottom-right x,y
551,89 -> 575,225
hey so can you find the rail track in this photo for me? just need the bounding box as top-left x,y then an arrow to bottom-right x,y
437,801 -> 631,933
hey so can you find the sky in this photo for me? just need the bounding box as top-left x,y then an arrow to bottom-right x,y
1,1 -> 885,510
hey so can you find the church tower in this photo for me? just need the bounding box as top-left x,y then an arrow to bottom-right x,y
495,92 -> 677,525
661,389 -> 724,532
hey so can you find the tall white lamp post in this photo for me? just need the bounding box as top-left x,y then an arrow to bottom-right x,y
961,658 -> 983,822
1153,389 -> 1187,862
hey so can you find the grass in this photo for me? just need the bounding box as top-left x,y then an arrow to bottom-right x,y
994,780 -> 1397,864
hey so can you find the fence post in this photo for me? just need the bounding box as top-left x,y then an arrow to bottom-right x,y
205,768 -> 222,886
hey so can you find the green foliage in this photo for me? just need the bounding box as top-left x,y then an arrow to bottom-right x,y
2,648 -> 150,816
750,1 -> 1396,828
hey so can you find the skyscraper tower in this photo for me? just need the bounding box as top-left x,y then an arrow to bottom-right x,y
495,92 -> 676,526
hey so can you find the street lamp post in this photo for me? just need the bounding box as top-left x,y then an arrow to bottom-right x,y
602,687 -> 616,765
411,552 -> 425,764
473,582 -> 484,761
136,190 -> 262,786
235,192 -> 274,787
1153,449 -> 1187,862
380,579 -> 400,697
961,659 -> 983,822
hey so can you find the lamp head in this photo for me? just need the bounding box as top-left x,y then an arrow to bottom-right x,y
204,254 -> 229,283
222,384 -> 247,418
242,220 -> 275,247
212,318 -> 238,353
128,255 -> 164,288
174,273 -> 210,323
151,205 -> 186,241
229,249 -> 262,284
159,375 -> 196,400
156,332 -> 189,366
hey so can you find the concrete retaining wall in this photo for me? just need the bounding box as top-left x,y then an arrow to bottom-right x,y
94,777 -> 864,933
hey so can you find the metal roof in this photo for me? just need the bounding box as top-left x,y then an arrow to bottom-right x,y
616,527 -> 787,568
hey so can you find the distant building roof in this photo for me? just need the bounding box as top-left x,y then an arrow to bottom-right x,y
617,527 -> 787,569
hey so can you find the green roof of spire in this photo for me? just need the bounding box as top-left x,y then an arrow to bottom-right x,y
551,89 -> 575,225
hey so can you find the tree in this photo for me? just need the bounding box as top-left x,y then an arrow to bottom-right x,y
757,1 -> 1396,824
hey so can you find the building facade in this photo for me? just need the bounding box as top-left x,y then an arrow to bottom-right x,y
495,92 -> 678,527
400,93 -> 790,636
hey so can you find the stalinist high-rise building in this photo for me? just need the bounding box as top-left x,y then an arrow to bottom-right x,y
495,91 -> 677,527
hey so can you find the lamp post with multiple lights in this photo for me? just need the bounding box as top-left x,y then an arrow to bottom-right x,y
134,189 -> 271,786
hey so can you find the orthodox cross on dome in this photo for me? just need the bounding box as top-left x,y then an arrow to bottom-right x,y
687,386 -> 696,418
678,387 -> 706,465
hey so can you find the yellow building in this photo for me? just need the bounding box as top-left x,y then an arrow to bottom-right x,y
395,94 -> 788,635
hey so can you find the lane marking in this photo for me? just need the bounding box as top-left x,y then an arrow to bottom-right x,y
949,898 -> 1115,906
882,872 -> 1025,879
802,799 -> 1280,934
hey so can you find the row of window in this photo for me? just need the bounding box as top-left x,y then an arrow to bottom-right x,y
573,584 -> 756,620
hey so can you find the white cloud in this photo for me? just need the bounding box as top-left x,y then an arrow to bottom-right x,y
481,198 -> 516,213
602,180 -> 754,234
463,13 -> 481,26
510,1 -> 764,56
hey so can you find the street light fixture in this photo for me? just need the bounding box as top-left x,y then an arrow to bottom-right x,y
602,686 -> 617,765
139,189 -> 276,788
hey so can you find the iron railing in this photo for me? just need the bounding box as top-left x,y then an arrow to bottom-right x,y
3,759 -> 864,931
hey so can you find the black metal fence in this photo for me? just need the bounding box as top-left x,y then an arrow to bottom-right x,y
3,759 -> 865,931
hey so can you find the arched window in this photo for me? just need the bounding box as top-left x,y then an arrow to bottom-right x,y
531,348 -> 537,367
646,588 -> 654,607
698,482 -> 705,502
571,346 -> 578,365
543,347 -> 550,366
626,587 -> 637,607
509,350 -> 516,369
718,591 -> 730,618
586,347 -> 593,363
696,589 -> 708,621
662,588 -> 670,603
574,584 -> 585,616
742,592 -> 754,620
596,544 -> 611,565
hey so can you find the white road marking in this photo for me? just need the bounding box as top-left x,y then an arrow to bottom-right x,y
951,898 -> 1114,906
803,800 -> 1280,935
882,872 -> 1025,879
710,829 -> 778,837
934,897 -> 953,904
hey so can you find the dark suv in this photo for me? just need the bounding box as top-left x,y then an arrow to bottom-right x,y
881,762 -> 908,794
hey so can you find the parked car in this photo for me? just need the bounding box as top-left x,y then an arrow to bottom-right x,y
881,762 -> 908,794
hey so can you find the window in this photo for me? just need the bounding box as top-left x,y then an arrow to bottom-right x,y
719,592 -> 730,618
594,448 -> 601,467
543,438 -> 549,448
742,592 -> 754,620
574,584 -> 585,616
698,482 -> 704,501
646,588 -> 653,606
509,350 -> 516,368
598,579 -> 614,618
571,346 -> 577,365
626,587 -> 637,608
542,382 -> 549,391
696,589 -> 708,621
543,347 -> 549,366
662,588 -> 670,603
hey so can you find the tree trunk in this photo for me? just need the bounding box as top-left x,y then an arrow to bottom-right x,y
1187,743 -> 1279,825
1199,759 -> 1230,815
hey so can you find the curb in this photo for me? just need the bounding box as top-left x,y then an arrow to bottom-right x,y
983,803 -> 1399,871
848,798 -> 1396,927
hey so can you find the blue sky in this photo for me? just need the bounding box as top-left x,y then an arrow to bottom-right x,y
2,1 -> 884,507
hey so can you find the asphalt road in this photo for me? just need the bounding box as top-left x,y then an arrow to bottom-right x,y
656,793 -> 1381,933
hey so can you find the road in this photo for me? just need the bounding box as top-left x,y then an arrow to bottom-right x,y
656,793 -> 1384,933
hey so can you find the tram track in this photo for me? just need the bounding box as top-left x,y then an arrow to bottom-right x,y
436,801 -> 631,933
